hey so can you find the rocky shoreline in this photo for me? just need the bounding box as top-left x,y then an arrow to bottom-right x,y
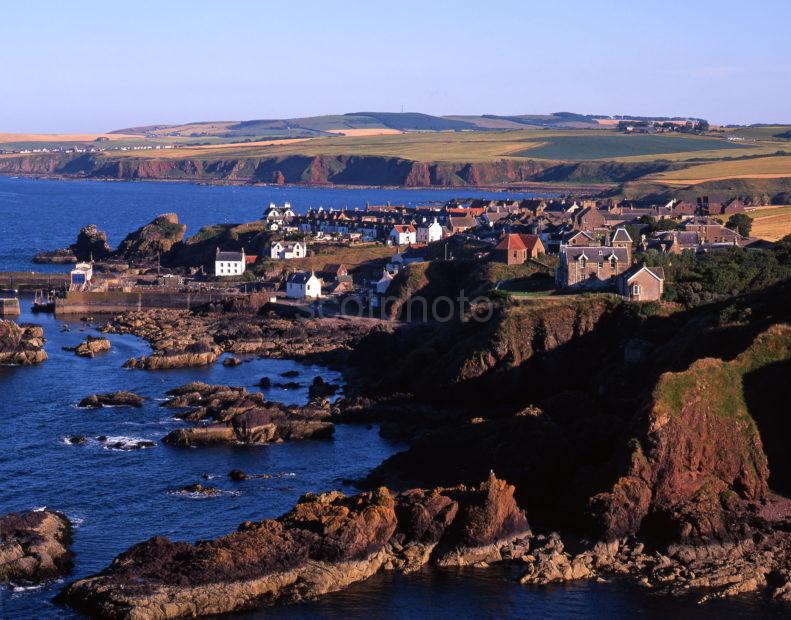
0,510 -> 73,585
58,474 -> 530,618
0,319 -> 47,365
161,382 -> 335,446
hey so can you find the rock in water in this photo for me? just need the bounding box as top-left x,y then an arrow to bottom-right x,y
0,320 -> 47,365
58,476 -> 530,618
74,336 -> 111,358
308,376 -> 339,399
71,224 -> 112,261
0,510 -> 73,584
79,391 -> 145,408
114,213 -> 186,262
161,382 -> 334,446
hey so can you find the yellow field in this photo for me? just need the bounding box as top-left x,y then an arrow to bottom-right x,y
323,128 -> 403,137
712,206 -> 791,241
650,156 -> 791,185
752,210 -> 791,241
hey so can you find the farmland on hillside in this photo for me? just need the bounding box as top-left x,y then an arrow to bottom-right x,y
649,155 -> 791,185
512,134 -> 750,161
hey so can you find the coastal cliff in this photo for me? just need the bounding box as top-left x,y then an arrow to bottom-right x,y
0,152 -> 670,187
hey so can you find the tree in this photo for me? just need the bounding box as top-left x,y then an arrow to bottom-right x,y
726,213 -> 753,238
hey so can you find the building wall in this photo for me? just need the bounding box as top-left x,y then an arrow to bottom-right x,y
622,271 -> 663,301
215,260 -> 244,276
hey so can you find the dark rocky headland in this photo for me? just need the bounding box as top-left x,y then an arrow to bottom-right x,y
45,263 -> 791,616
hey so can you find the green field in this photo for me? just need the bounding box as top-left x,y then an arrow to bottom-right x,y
513,134 -> 750,161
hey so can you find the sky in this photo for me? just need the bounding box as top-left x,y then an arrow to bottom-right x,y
1,0 -> 790,132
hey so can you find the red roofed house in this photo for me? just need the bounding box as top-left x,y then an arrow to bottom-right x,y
494,233 -> 545,265
389,224 -> 417,246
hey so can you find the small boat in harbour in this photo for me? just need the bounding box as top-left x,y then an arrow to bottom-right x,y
32,289 -> 57,313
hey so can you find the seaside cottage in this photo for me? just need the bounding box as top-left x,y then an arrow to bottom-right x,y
416,218 -> 443,243
286,271 -> 322,299
215,248 -> 246,277
374,268 -> 394,294
493,233 -> 545,265
270,241 -> 307,260
389,224 -> 417,246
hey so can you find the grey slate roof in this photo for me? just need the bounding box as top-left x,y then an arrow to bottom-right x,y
216,251 -> 243,262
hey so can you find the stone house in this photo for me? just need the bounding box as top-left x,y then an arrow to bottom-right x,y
619,265 -> 665,301
493,233 -> 545,265
556,245 -> 630,289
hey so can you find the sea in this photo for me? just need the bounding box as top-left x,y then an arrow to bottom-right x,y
0,176 -> 786,618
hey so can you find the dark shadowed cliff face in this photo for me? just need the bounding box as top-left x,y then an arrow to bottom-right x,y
0,152 -> 679,187
358,281 -> 791,543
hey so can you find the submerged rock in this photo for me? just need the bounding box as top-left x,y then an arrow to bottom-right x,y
0,510 -> 73,584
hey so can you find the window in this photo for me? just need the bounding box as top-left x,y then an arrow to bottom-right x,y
610,257 -> 617,269
631,284 -> 641,296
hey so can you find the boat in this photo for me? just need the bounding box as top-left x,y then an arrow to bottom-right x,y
31,290 -> 56,313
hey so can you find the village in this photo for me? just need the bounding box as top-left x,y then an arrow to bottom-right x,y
0,193 -> 759,318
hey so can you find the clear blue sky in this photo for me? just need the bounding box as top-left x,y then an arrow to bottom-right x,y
2,0 -> 789,132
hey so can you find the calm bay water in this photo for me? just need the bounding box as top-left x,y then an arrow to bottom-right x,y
0,177 -> 786,618
0,176 -> 541,273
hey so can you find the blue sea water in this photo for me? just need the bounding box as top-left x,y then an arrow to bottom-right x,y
0,177 -> 787,618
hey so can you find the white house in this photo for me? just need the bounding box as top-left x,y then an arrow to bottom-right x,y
416,218 -> 443,244
264,202 -> 295,221
389,224 -> 417,246
215,248 -> 246,277
374,269 -> 394,294
286,271 -> 322,299
270,240 -> 307,260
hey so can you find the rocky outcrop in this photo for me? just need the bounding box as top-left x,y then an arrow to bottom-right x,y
33,224 -> 112,264
591,325 -> 791,545
58,475 -> 529,618
115,213 -> 186,262
0,320 -> 47,365
0,510 -> 73,584
73,335 -> 111,358
72,224 -> 113,261
32,248 -> 78,264
104,308 -> 380,369
79,391 -> 145,408
161,382 -> 334,446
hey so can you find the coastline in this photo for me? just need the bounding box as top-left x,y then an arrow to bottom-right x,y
0,170 -> 595,195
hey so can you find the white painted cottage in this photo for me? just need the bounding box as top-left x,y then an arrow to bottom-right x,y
416,218 -> 443,244
389,224 -> 417,246
286,271 -> 322,299
270,240 -> 307,260
215,248 -> 246,277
